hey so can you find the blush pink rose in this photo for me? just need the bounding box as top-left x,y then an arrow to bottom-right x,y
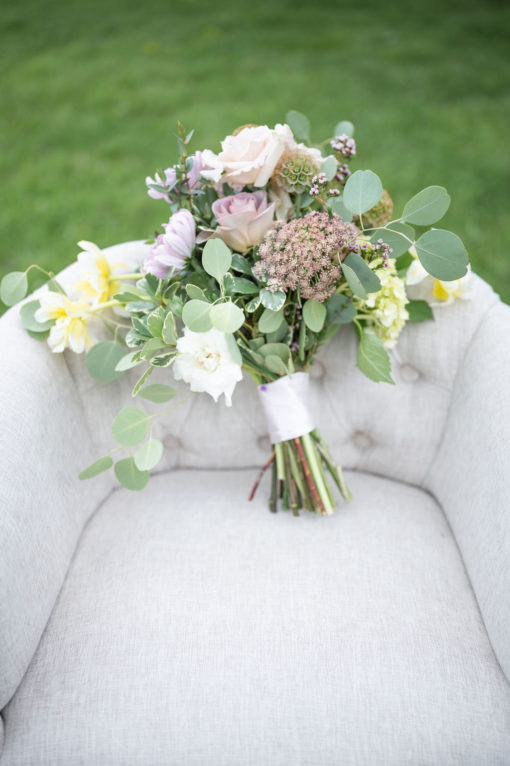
212,191 -> 275,253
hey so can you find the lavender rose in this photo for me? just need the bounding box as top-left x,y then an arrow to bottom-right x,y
212,191 -> 275,253
143,208 -> 195,278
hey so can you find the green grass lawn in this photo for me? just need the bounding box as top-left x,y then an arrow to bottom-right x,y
1,0 -> 509,301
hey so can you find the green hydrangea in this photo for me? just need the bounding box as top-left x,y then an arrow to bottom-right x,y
355,259 -> 409,348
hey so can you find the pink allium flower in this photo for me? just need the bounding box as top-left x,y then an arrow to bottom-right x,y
143,209 -> 196,278
254,211 -> 360,302
145,151 -> 211,203
212,191 -> 275,253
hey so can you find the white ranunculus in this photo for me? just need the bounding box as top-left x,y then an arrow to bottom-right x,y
173,328 -> 243,406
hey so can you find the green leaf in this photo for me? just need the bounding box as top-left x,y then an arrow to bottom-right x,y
231,254 -> 253,275
245,295 -> 261,313
298,320 -> 307,362
357,332 -> 394,384
115,350 -> 144,372
302,299 -> 327,332
19,300 -> 53,332
259,288 -> 286,311
225,333 -> 242,365
1,271 -> 28,306
134,438 -> 164,471
111,407 -> 149,446
230,277 -> 259,295
343,252 -> 381,293
125,329 -> 145,348
407,299 -> 434,323
210,302 -> 245,333
259,342 -> 291,362
147,306 -> 165,338
327,197 -> 353,221
334,120 -> 354,137
132,366 -> 154,396
113,290 -> 145,303
401,186 -> 451,226
26,328 -> 50,341
414,229 -> 469,280
138,383 -> 177,403
343,170 -> 383,216
86,341 -> 126,383
258,306 -> 284,334
286,110 -> 310,141
132,317 -> 151,337
321,156 -> 338,181
326,294 -> 357,324
371,222 -> 415,258
144,273 -> 160,295
162,312 -> 177,345
182,299 -> 213,332
114,457 -> 150,491
150,352 -> 176,367
139,338 -> 166,360
395,251 -> 414,278
186,284 -> 206,301
222,273 -> 235,296
265,354 -> 287,376
202,238 -> 232,283
342,263 -> 367,299
79,456 -> 113,480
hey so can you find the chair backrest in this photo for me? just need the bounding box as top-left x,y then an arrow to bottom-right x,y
0,240 -> 500,712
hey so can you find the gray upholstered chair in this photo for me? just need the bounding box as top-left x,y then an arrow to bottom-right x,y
1,241 -> 509,765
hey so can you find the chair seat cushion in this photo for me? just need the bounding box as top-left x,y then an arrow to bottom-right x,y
2,470 -> 510,765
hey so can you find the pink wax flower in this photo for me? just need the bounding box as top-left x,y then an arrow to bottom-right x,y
212,191 -> 275,253
145,151 -> 211,203
143,209 -> 196,278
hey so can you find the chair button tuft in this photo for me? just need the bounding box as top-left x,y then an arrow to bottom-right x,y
310,360 -> 326,380
353,431 -> 373,450
400,364 -> 420,383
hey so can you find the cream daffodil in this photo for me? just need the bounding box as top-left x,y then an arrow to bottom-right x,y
35,292 -> 95,353
406,246 -> 473,305
74,240 -> 129,305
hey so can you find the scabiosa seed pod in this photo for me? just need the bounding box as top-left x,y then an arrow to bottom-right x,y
254,211 -> 361,303
355,189 -> 394,229
273,149 -> 322,195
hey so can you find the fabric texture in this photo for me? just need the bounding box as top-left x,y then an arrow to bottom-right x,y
2,470 -> 510,766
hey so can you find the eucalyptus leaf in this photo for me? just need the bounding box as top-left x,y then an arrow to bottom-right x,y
407,299 -> 434,323
342,263 -> 367,299
258,306 -> 284,334
370,222 -> 415,258
19,300 -> 53,332
357,331 -> 394,384
1,271 -> 28,306
343,170 -> 383,215
259,343 -> 291,362
134,438 -> 164,471
186,284 -> 206,301
414,229 -> 469,280
111,407 -> 149,446
265,354 -> 287,376
210,302 -> 245,333
343,252 -> 381,293
86,341 -> 126,382
327,197 -> 353,221
286,110 -> 310,141
302,299 -> 327,332
182,299 -> 213,332
401,186 -> 451,226
78,456 -> 113,480
334,120 -> 354,137
259,288 -> 286,311
114,457 -> 150,491
321,156 -> 338,181
202,238 -> 232,283
138,383 -> 177,403
326,294 -> 357,324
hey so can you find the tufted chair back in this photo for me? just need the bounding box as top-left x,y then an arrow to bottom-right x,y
63,241 -> 498,490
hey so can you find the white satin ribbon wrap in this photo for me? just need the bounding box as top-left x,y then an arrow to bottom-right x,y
258,372 -> 315,444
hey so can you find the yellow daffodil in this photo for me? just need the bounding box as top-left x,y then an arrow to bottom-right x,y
35,292 -> 95,353
74,240 -> 124,305
406,246 -> 472,305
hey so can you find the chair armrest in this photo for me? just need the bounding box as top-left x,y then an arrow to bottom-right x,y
426,301 -> 510,682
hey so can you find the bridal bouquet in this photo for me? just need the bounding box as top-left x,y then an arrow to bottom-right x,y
1,113 -> 471,514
